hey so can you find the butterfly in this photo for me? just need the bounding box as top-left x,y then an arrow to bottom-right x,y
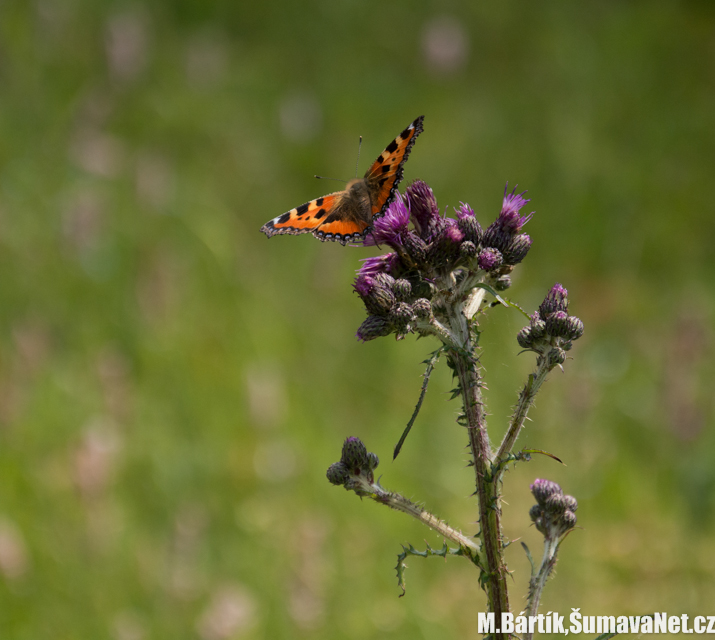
260,116 -> 425,245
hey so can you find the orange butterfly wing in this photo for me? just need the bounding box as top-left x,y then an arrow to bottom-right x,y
310,211 -> 370,244
364,115 -> 424,217
260,193 -> 341,237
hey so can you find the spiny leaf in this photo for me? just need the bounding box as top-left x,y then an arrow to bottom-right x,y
520,448 -> 564,464
393,348 -> 443,460
521,541 -> 536,575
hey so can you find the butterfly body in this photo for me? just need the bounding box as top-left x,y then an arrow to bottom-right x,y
260,116 -> 424,245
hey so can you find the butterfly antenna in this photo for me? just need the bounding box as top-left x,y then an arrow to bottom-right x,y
354,136 -> 363,178
314,175 -> 347,184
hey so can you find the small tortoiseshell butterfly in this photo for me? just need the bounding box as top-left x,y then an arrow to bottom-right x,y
260,116 -> 425,245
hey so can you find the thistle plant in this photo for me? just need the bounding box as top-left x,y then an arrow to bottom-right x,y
320,180 -> 583,637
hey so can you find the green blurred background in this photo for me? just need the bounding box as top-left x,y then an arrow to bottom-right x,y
1,1 -> 714,638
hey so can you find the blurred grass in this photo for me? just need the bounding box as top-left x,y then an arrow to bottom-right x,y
0,0 -> 714,638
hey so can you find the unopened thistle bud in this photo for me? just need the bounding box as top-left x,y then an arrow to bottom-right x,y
393,278 -> 412,301
517,326 -> 535,349
460,240 -> 478,259
564,316 -> 584,341
531,478 -> 562,505
411,298 -> 432,318
530,319 -> 547,340
327,437 -> 381,495
341,436 -> 370,471
502,233 -> 532,265
326,462 -> 350,486
363,284 -> 396,316
356,315 -> 391,342
390,301 -> 415,328
403,232 -> 429,263
539,283 -> 569,317
545,310 -> 570,338
529,478 -> 578,540
494,275 -> 511,291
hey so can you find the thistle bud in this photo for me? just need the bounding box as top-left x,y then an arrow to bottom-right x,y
363,285 -> 396,316
460,240 -> 478,259
393,278 -> 412,302
406,180 -> 442,241
356,315 -> 391,342
403,232 -> 429,263
530,319 -> 547,341
456,203 -> 483,245
531,478 -> 562,505
494,275 -> 511,291
529,479 -> 578,540
482,222 -> 512,253
478,247 -> 503,271
341,436 -> 370,470
326,462 -> 349,486
529,504 -> 543,522
539,283 -> 569,317
390,301 -> 415,327
502,233 -> 532,265
545,310 -> 570,338
412,298 -> 432,318
564,316 -> 584,341
517,326 -> 534,349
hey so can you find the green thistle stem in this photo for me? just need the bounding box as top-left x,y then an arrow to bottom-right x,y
449,344 -> 510,638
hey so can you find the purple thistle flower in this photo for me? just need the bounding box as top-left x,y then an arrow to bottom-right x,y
363,195 -> 410,248
530,478 -> 563,505
539,283 -> 569,317
499,183 -> 533,233
477,247 -> 503,271
406,180 -> 443,241
456,202 -> 475,220
443,218 -> 465,244
357,252 -> 399,277
456,202 -> 483,245
353,273 -> 374,298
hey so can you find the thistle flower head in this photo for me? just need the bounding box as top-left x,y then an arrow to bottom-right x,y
364,195 -> 410,248
500,183 -> 533,232
517,283 -> 584,365
357,252 -> 399,277
326,437 -> 380,495
529,478 -> 578,540
539,282 -> 569,317
406,180 -> 442,241
483,183 -> 534,253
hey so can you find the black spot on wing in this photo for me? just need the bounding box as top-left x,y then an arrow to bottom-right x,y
400,127 -> 411,139
385,139 -> 398,154
296,203 -> 310,215
278,212 -> 291,224
315,208 -> 327,219
381,165 -> 391,173
315,197 -> 324,206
